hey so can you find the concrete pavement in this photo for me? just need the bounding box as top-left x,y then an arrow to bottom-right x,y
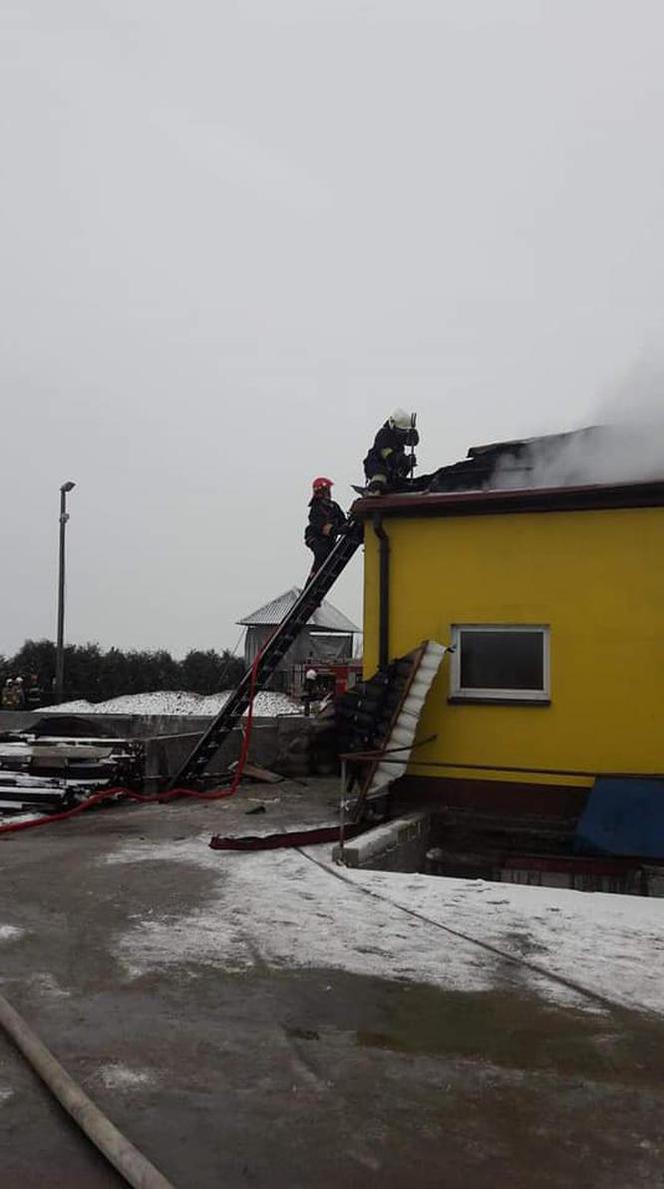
1,780 -> 663,1188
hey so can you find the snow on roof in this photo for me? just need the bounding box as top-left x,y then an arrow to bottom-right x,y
238,587 -> 358,632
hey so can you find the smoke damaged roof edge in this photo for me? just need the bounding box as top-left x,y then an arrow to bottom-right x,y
351,479 -> 664,520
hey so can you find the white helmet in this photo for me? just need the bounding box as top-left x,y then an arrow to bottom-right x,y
388,408 -> 412,431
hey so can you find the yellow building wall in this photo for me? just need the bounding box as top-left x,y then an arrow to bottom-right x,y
363,506 -> 664,787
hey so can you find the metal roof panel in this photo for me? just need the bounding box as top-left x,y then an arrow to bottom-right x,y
238,587 -> 358,632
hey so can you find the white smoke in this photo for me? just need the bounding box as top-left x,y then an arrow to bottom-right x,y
491,357 -> 664,491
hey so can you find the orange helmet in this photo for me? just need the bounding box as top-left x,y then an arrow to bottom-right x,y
312,476 -> 333,492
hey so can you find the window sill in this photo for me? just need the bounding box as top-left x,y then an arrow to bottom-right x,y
448,696 -> 551,707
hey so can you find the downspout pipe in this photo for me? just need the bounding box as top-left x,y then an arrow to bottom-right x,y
372,512 -> 390,669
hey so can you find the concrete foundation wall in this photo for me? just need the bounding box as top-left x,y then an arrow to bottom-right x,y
143,718 -> 317,787
0,711 -> 41,732
334,813 -> 430,871
0,710 -> 330,786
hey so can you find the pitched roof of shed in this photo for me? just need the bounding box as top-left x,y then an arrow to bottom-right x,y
238,587 -> 358,632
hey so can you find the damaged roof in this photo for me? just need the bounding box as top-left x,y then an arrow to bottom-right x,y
239,588 -> 359,632
422,426 -> 604,493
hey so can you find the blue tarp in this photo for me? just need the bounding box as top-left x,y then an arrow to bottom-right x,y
574,778 -> 664,859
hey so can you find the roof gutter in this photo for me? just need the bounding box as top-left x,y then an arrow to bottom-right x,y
351,479 -> 664,520
372,512 -> 390,669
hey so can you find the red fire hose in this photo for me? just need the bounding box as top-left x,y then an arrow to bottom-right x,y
0,652 -> 262,838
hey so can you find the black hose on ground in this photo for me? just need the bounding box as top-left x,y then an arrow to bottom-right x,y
299,848 -> 640,1017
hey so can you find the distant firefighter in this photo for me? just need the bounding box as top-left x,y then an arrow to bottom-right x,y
26,674 -> 42,709
302,666 -> 318,717
1,677 -> 24,711
363,409 -> 419,494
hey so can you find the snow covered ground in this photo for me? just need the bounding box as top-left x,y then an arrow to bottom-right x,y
48,689 -> 301,717
0,924 -> 25,943
0,813 -> 41,825
106,833 -> 664,1017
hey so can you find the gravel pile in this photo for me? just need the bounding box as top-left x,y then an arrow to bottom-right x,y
49,690 -> 302,717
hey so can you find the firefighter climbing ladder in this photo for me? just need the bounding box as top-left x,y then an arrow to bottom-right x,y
169,519 -> 364,788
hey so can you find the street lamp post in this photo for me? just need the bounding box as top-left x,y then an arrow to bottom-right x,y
54,481 -> 76,705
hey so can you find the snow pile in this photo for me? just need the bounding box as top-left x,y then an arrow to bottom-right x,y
97,1064 -> 157,1091
0,925 -> 25,943
0,813 -> 42,824
48,690 -> 301,717
107,837 -> 664,1016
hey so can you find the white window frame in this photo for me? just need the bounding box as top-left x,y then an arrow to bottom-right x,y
450,624 -> 551,703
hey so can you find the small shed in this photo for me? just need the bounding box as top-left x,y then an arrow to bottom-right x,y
238,588 -> 359,687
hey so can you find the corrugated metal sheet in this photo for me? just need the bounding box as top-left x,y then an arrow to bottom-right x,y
367,641 -> 446,798
238,587 -> 358,633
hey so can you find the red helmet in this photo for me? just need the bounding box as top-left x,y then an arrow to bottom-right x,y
312,476 -> 333,492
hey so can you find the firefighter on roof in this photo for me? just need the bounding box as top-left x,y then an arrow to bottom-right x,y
363,409 -> 419,494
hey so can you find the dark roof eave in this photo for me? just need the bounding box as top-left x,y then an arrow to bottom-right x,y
238,621 -> 355,631
351,480 -> 664,519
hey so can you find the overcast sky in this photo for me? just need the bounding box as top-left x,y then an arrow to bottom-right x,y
1,0 -> 663,658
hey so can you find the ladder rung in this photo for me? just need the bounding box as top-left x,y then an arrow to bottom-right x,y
169,520 -> 362,787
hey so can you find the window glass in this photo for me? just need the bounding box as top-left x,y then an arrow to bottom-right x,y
452,627 -> 549,700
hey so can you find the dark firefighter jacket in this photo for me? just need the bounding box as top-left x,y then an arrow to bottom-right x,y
363,422 -> 419,484
305,495 -> 346,551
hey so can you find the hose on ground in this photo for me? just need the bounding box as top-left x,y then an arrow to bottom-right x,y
0,988 -> 176,1188
0,651 -> 262,838
0,652 -> 265,1184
